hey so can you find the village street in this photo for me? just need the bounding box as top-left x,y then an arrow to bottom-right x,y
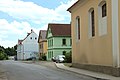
0,60 -> 96,80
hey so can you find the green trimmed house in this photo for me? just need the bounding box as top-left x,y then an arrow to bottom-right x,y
46,23 -> 71,60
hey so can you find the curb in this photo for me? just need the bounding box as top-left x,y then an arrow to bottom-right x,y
54,63 -> 110,80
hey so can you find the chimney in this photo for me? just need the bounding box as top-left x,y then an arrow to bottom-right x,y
31,29 -> 33,33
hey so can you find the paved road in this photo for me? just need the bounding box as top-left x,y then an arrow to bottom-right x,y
0,60 -> 96,80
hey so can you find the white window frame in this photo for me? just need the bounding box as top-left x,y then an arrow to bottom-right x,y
98,1 -> 107,36
76,16 -> 80,41
88,8 -> 95,39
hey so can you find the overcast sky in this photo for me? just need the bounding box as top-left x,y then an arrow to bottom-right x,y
0,0 -> 77,48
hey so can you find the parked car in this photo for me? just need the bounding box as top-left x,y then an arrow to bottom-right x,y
26,57 -> 36,61
52,56 -> 56,62
55,55 -> 65,63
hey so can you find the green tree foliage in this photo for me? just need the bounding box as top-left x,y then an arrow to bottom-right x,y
63,51 -> 72,63
5,45 -> 17,56
0,46 -> 8,60
0,45 -> 17,60
40,54 -> 46,61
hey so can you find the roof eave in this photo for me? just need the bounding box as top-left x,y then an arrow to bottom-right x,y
67,0 -> 80,13
53,35 -> 71,37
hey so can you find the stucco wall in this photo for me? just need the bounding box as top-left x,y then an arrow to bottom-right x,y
17,45 -> 24,60
71,0 -> 113,66
43,41 -> 47,54
53,37 -> 71,48
47,49 -> 71,60
47,37 -> 71,60
17,32 -> 39,60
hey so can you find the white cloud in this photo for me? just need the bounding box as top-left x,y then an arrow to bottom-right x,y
0,0 -> 77,47
0,0 -> 77,24
0,19 -> 41,48
0,39 -> 16,48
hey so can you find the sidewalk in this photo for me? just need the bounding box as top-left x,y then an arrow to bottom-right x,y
55,63 -> 120,80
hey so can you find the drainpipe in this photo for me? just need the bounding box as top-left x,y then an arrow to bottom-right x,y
112,0 -> 120,67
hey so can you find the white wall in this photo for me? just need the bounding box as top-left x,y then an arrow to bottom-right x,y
17,31 -> 39,60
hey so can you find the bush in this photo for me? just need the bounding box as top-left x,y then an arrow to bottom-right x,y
0,52 -> 8,60
63,51 -> 72,63
41,54 -> 46,61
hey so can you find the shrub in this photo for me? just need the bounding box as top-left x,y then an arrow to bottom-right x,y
63,51 -> 72,63
41,54 -> 46,61
0,52 -> 8,60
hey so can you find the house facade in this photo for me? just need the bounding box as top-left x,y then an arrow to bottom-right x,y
17,29 -> 39,60
68,0 -> 120,76
46,24 -> 71,60
38,30 -> 47,59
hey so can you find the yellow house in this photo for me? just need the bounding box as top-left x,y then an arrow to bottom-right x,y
38,30 -> 47,60
68,0 -> 120,76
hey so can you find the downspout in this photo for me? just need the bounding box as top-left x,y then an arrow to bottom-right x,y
111,0 -> 120,67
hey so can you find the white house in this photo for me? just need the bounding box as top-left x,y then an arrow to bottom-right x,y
17,29 -> 39,60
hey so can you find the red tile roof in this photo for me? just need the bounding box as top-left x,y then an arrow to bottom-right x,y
48,23 -> 71,37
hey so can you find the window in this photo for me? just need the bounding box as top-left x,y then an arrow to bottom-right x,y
102,3 -> 107,17
98,1 -> 107,36
49,40 -> 50,47
50,51 -> 51,58
52,51 -> 53,57
50,39 -> 52,46
30,37 -> 32,39
70,39 -> 72,46
49,40 -> 51,47
62,39 -> 66,45
89,8 -> 95,38
91,10 -> 95,37
51,39 -> 53,46
49,39 -> 50,47
48,52 -> 50,58
48,40 -> 49,47
35,37 -> 37,40
76,16 -> 80,40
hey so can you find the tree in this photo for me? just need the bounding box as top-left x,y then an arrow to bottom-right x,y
5,45 -> 17,56
0,45 -> 17,60
0,47 -> 8,60
0,52 -> 5,60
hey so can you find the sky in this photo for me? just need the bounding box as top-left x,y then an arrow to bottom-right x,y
0,0 -> 77,48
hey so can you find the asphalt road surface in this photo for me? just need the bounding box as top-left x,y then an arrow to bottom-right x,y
0,60 -> 96,80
